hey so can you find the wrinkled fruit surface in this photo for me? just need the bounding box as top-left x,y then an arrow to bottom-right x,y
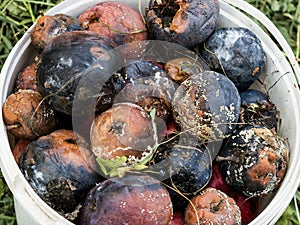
79,173 -> 172,225
146,0 -> 219,48
172,71 -> 241,142
185,187 -> 241,225
218,125 -> 288,197
19,129 -> 101,219
36,31 -> 123,115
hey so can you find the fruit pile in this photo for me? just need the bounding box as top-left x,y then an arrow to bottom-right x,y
2,0 -> 289,224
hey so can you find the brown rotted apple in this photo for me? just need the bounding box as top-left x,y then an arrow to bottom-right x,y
2,89 -> 57,140
145,0 -> 219,48
90,103 -> 156,165
19,129 -> 102,221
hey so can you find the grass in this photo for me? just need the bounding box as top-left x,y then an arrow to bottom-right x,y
0,173 -> 15,225
0,0 -> 59,70
246,0 -> 300,62
0,0 -> 299,224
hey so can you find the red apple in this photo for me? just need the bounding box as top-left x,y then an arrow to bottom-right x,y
208,162 -> 258,224
170,210 -> 184,225
12,139 -> 31,164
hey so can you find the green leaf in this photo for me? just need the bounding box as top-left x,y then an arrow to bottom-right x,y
6,2 -> 23,15
109,166 -> 132,178
95,108 -> 160,177
133,164 -> 148,171
284,2 -> 296,13
276,197 -> 300,225
96,156 -> 128,176
271,1 -> 282,11
277,26 -> 291,43
135,108 -> 159,166
296,190 -> 300,202
1,35 -> 13,50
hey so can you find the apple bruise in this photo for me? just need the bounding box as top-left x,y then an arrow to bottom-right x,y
218,126 -> 288,197
90,103 -> 156,162
78,1 -> 147,46
185,187 -> 241,225
169,0 -> 189,34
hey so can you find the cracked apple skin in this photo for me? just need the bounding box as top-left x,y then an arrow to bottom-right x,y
145,0 -> 219,48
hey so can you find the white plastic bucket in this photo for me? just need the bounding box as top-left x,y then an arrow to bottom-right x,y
0,0 -> 300,224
